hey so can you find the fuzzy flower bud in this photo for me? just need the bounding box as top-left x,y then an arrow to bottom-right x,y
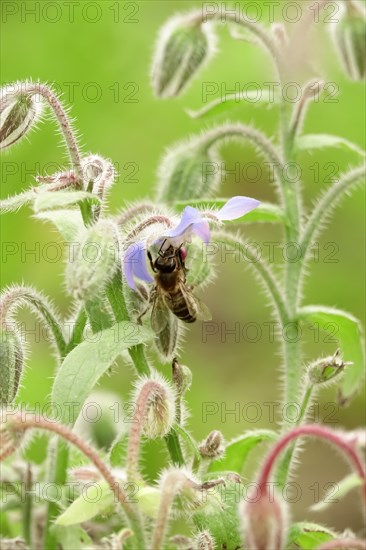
199,430 -> 225,459
151,12 -> 216,98
240,487 -> 288,550
334,2 -> 366,80
0,326 -> 24,405
308,349 -> 347,386
140,377 -> 176,439
157,137 -> 221,202
194,530 -> 215,550
0,83 -> 43,149
66,220 -> 118,300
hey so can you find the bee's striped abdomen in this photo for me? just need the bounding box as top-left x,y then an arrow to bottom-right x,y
166,290 -> 196,323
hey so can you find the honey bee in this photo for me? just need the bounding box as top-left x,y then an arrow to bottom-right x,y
139,241 -> 211,332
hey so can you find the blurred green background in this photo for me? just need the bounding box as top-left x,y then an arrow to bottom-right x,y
1,0 -> 365,538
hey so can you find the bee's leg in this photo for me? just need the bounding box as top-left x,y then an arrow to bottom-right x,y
137,288 -> 155,324
147,250 -> 157,273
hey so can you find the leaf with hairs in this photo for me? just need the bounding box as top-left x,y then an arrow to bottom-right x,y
300,306 -> 365,402
286,522 -> 336,549
186,90 -> 279,119
33,190 -> 100,212
310,473 -> 363,512
296,134 -> 366,157
208,429 -> 277,473
35,209 -> 84,241
52,322 -> 153,425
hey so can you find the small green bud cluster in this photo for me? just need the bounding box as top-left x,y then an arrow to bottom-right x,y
308,349 -> 347,386
199,430 -> 225,459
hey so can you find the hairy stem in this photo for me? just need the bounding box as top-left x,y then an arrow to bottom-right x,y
22,83 -> 83,182
300,165 -> 366,276
188,7 -> 283,80
212,230 -> 289,324
150,470 -> 193,550
258,425 -> 366,502
9,414 -> 146,548
0,286 -> 67,358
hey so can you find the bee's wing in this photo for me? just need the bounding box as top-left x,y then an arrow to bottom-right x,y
179,283 -> 212,321
151,289 -> 170,333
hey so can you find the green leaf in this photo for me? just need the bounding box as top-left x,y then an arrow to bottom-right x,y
186,90 -> 279,119
175,200 -> 285,224
52,321 -> 153,425
51,524 -> 93,548
310,473 -> 363,512
56,480 -> 160,526
35,209 -> 84,241
208,429 -> 277,473
286,522 -> 336,549
193,480 -> 241,548
56,480 -> 115,526
0,190 -> 34,214
299,306 -> 365,401
173,423 -> 201,463
33,190 -> 100,212
109,431 -> 129,468
296,134 -> 366,157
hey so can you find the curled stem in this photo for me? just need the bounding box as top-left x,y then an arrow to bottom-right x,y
212,230 -> 289,324
188,7 -> 283,80
0,286 -> 66,357
198,123 -> 285,203
21,82 -> 83,182
258,424 -> 366,503
300,165 -> 366,272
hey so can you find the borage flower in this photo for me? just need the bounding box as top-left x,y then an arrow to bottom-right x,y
123,196 -> 260,290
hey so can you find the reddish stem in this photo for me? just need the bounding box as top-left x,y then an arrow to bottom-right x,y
317,539 -> 366,550
258,425 -> 366,501
6,414 -> 140,523
126,380 -> 162,480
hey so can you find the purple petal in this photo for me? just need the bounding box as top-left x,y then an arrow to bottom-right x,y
191,220 -> 211,243
123,241 -> 154,290
162,206 -> 201,239
217,196 -> 260,221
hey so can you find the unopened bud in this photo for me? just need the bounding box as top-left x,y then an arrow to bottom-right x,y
241,488 -> 288,550
172,358 -> 192,396
308,349 -> 347,386
0,326 -> 24,405
135,373 -> 176,439
334,2 -> 366,80
194,530 -> 215,550
199,430 -> 224,459
157,137 -> 221,202
66,220 -> 118,300
0,83 -> 43,149
151,13 -> 216,98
